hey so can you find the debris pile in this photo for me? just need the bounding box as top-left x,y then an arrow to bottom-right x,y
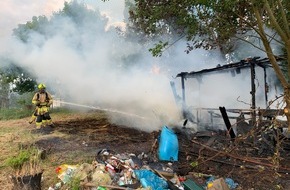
47,126 -> 241,190
48,149 -> 238,190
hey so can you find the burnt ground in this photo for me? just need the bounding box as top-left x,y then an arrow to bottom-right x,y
29,111 -> 290,190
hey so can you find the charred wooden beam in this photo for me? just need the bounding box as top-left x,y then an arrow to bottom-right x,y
219,106 -> 236,140
176,56 -> 285,79
181,75 -> 186,118
263,67 -> 269,108
250,61 -> 256,123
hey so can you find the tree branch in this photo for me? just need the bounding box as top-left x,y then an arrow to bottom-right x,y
263,0 -> 288,42
251,2 -> 289,89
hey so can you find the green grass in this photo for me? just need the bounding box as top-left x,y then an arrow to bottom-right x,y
5,150 -> 31,170
0,108 -> 32,120
0,109 -> 105,189
0,107 -> 76,120
0,127 -> 16,135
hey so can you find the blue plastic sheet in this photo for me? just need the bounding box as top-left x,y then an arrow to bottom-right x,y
134,169 -> 168,190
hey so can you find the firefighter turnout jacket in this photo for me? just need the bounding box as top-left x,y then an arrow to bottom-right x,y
32,91 -> 53,115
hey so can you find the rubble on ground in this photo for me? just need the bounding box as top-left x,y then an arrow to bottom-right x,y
39,118 -> 290,190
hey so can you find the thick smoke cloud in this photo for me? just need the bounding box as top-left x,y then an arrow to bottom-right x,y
1,0 -> 185,131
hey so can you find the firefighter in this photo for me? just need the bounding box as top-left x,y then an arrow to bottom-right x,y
29,83 -> 54,128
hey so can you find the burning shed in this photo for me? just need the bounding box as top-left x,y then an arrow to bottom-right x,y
172,56 -> 286,136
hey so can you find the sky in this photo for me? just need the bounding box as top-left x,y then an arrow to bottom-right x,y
0,0 -> 283,132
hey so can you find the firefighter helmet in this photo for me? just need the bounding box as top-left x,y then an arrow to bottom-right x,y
37,83 -> 46,89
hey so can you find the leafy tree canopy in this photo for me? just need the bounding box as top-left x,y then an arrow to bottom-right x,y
129,0 -> 288,57
13,15 -> 49,43
0,63 -> 36,94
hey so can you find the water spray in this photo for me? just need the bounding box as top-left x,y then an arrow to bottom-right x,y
54,100 -> 148,120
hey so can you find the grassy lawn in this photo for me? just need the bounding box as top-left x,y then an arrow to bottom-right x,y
0,108 -> 100,189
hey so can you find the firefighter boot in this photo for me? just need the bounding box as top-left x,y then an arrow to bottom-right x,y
46,119 -> 55,128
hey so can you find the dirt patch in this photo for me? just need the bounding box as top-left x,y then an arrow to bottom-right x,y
1,111 -> 290,189
34,118 -> 155,159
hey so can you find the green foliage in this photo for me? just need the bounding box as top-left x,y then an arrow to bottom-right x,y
13,15 -> 49,43
0,63 -> 37,95
68,177 -> 81,190
13,77 -> 37,94
54,0 -> 105,29
130,0 -> 248,55
149,41 -> 169,57
6,91 -> 34,110
5,150 -> 30,170
12,0 -> 108,45
0,108 -> 32,120
5,146 -> 42,176
129,0 -> 288,56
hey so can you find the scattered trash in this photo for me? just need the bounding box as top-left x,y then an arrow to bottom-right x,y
48,182 -> 62,190
207,178 -> 230,190
47,126 -> 242,190
91,167 -> 112,186
74,163 -> 95,180
48,149 -> 240,190
182,178 -> 204,190
225,178 -> 239,189
206,176 -> 238,190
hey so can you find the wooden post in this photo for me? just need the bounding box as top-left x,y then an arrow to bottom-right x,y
250,61 -> 256,124
181,76 -> 186,118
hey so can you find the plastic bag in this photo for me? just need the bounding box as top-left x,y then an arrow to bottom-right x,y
134,169 -> 168,190
55,164 -> 78,183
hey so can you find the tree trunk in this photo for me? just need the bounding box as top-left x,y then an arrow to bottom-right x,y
284,88 -> 290,134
